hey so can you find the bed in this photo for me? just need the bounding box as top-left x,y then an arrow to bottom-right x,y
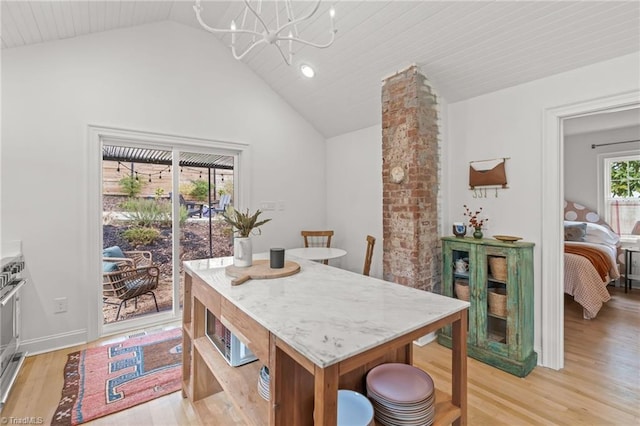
563,201 -> 621,319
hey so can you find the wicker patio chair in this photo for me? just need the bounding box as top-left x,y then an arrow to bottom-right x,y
103,246 -> 153,268
103,265 -> 160,321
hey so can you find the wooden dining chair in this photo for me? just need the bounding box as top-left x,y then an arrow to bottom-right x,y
301,230 -> 334,264
363,235 -> 376,276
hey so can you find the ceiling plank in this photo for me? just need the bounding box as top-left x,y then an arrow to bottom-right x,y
7,1 -> 43,46
438,3 -> 637,89
93,1 -> 107,33
132,0 -> 151,25
51,0 -> 77,40
29,1 -> 59,43
104,1 -> 121,30
118,1 -> 136,27
0,3 -> 26,48
154,0 -> 175,21
70,1 -> 91,37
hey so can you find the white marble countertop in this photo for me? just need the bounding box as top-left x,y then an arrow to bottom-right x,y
184,253 -> 469,368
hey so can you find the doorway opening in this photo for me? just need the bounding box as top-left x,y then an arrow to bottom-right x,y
541,91 -> 639,369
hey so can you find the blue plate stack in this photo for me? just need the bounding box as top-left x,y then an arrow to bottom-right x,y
258,365 -> 270,401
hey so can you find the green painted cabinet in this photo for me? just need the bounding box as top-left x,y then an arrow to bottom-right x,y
438,237 -> 537,377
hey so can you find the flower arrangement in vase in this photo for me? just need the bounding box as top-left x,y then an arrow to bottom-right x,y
221,206 -> 271,267
463,205 -> 488,239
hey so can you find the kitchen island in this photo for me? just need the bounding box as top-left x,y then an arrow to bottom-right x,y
182,255 -> 469,425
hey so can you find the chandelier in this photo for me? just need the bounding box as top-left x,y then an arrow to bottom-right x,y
193,0 -> 336,65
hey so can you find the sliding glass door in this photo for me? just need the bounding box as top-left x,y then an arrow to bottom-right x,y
100,144 -> 234,328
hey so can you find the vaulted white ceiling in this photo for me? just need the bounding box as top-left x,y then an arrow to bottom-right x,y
2,1 -> 640,138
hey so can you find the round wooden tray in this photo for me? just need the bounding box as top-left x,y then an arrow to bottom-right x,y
225,259 -> 300,286
493,235 -> 522,242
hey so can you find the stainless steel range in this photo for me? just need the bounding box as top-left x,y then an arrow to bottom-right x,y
0,254 -> 27,409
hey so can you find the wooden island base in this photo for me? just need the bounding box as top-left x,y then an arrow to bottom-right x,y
182,262 -> 468,425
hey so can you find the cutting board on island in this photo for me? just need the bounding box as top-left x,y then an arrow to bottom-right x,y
225,259 -> 300,285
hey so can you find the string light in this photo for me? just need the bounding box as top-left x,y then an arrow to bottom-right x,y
112,162 -> 233,184
114,163 -> 170,179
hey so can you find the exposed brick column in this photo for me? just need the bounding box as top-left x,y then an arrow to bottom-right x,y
381,65 -> 440,292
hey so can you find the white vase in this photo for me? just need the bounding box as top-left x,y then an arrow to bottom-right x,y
233,237 -> 252,267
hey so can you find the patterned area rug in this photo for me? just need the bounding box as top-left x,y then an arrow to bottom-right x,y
51,327 -> 182,425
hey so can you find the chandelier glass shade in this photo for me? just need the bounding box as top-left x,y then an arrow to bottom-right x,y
194,0 -> 336,65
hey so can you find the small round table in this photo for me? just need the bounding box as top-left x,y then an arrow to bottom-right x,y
286,247 -> 347,262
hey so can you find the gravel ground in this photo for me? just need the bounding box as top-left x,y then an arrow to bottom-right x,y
102,210 -> 233,323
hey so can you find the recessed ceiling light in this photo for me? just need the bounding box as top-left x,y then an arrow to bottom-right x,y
300,64 -> 315,78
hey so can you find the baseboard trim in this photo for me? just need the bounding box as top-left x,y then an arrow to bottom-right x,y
21,329 -> 87,356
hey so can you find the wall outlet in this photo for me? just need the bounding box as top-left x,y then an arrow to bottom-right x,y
54,297 -> 68,313
260,201 -> 276,211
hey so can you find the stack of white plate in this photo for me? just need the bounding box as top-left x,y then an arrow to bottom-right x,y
257,365 -> 270,401
366,363 -> 436,426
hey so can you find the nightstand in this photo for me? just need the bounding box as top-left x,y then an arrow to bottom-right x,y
624,247 -> 640,293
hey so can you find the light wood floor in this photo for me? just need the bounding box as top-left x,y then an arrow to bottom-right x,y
2,287 -> 638,425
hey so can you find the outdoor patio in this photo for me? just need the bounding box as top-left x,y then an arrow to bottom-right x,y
102,196 -> 233,324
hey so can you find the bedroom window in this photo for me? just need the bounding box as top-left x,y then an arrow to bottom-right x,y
602,154 -> 640,236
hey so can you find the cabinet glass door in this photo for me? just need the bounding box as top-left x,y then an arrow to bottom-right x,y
478,247 -> 513,356
450,247 -> 473,339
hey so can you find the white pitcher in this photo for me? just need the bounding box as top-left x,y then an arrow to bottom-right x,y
454,258 -> 468,274
233,237 -> 253,267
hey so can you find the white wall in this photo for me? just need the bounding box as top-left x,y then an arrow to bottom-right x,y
1,21 -> 327,352
446,52 -> 640,358
564,125 -> 640,209
326,125 -> 383,278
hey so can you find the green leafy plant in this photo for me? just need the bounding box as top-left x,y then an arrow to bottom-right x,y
221,206 -> 271,238
122,227 -> 160,245
119,176 -> 144,197
217,180 -> 234,197
179,182 -> 194,198
178,205 -> 188,226
121,198 -> 187,227
123,198 -> 171,227
155,187 -> 165,198
189,179 -> 210,202
610,160 -> 640,197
